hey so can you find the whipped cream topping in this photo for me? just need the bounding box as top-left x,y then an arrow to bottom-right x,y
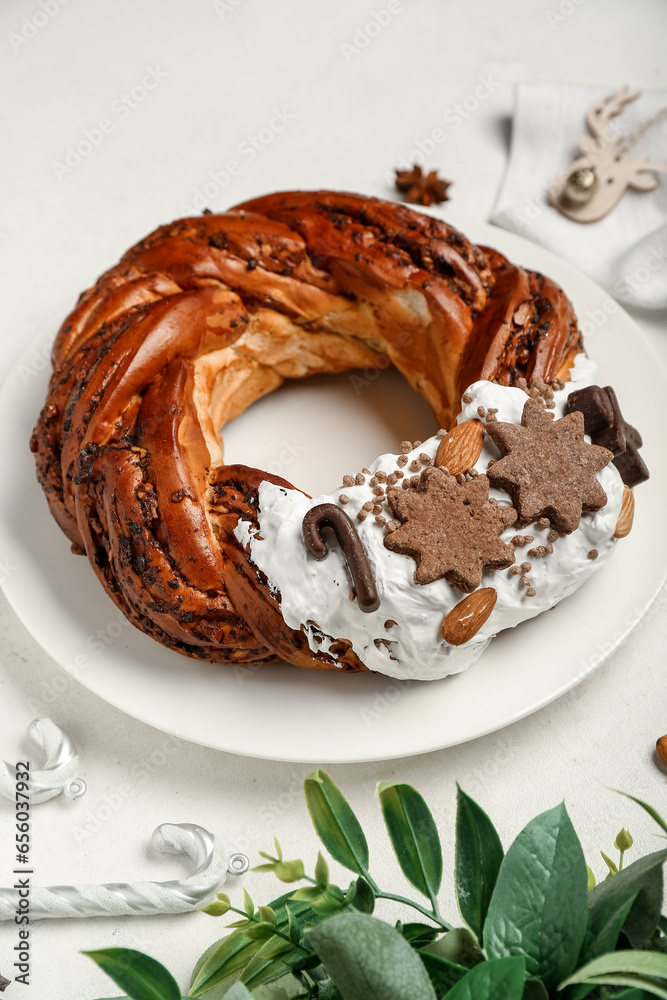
234,355 -> 624,681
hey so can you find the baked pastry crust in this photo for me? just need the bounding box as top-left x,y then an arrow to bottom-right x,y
31,191 -> 582,667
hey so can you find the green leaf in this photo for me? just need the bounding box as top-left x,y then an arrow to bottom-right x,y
315,851 -> 330,888
423,928 -> 484,969
455,785 -> 504,939
82,949 -> 181,1000
586,866 -> 596,890
587,848 -> 667,949
243,921 -> 276,941
258,906 -> 276,926
398,922 -> 440,948
418,951 -> 468,994
307,912 -> 437,1000
560,949 -> 667,997
189,893 -> 318,997
349,876 -> 375,914
225,985 -> 255,1000
240,935 -> 296,990
484,802 -> 588,991
290,886 -> 324,903
274,859 -> 305,883
304,770 -> 370,876
575,977 -> 667,997
612,991 -> 658,1000
601,851 -> 619,876
308,885 -> 346,916
200,900 -> 232,917
615,791 -> 667,836
189,931 -> 263,996
243,889 -> 255,917
579,885 -> 638,966
377,781 -> 443,900
286,904 -> 302,945
565,886 -> 641,1000
522,980 -> 549,999
441,956 -> 526,999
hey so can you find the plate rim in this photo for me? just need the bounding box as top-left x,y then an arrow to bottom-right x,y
1,212 -> 666,762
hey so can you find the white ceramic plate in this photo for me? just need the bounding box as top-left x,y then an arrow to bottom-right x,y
1,220 -> 665,762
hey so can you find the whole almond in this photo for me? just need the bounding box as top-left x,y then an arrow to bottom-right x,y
441,587 -> 497,645
614,485 -> 635,538
435,419 -> 485,476
657,736 -> 667,768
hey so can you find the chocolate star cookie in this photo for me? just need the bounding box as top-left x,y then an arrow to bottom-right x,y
384,467 -> 516,592
486,398 -> 612,533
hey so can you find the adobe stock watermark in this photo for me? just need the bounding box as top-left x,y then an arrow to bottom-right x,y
51,65 -> 169,181
179,108 -> 296,214
0,555 -> 17,586
545,0 -> 588,31
386,74 -> 503,182
502,197 -> 544,235
71,738 -> 179,845
227,771 -> 305,857
350,326 -> 415,394
614,241 -> 667,302
16,338 -> 51,385
459,735 -> 521,799
360,677 -> 411,727
578,296 -> 619,340
26,611 -> 134,716
265,438 -> 307,479
7,0 -> 72,53
340,2 -> 403,63
556,584 -> 667,698
212,0 -> 248,17
350,351 -> 392,396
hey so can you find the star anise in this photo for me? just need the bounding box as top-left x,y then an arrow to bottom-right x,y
395,165 -> 451,206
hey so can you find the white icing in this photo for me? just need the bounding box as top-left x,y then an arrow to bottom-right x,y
234,355 -> 624,681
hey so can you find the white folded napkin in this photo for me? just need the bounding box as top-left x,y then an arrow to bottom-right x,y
491,82 -> 667,309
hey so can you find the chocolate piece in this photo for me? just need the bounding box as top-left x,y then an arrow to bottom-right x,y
302,503 -> 380,613
566,384 -> 625,454
566,384 -> 649,486
487,398 -> 612,533
613,421 -> 649,488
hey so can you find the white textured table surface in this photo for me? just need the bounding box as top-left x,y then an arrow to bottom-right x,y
1,1 -> 666,997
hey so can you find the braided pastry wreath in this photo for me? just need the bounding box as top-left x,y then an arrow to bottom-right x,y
31,191 -> 645,680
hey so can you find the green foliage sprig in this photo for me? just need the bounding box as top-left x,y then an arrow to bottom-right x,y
85,774 -> 667,1000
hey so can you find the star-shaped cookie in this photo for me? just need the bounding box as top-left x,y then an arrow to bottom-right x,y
486,398 -> 612,533
384,467 -> 516,592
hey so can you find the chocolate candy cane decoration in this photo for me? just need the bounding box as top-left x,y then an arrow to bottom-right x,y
0,719 -> 85,804
302,503 -> 380,613
0,823 -> 232,920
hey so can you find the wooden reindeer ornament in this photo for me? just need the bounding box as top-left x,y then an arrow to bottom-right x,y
550,86 -> 667,223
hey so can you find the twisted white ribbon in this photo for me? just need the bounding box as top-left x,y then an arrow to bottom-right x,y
0,823 -> 227,920
0,719 -> 83,804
